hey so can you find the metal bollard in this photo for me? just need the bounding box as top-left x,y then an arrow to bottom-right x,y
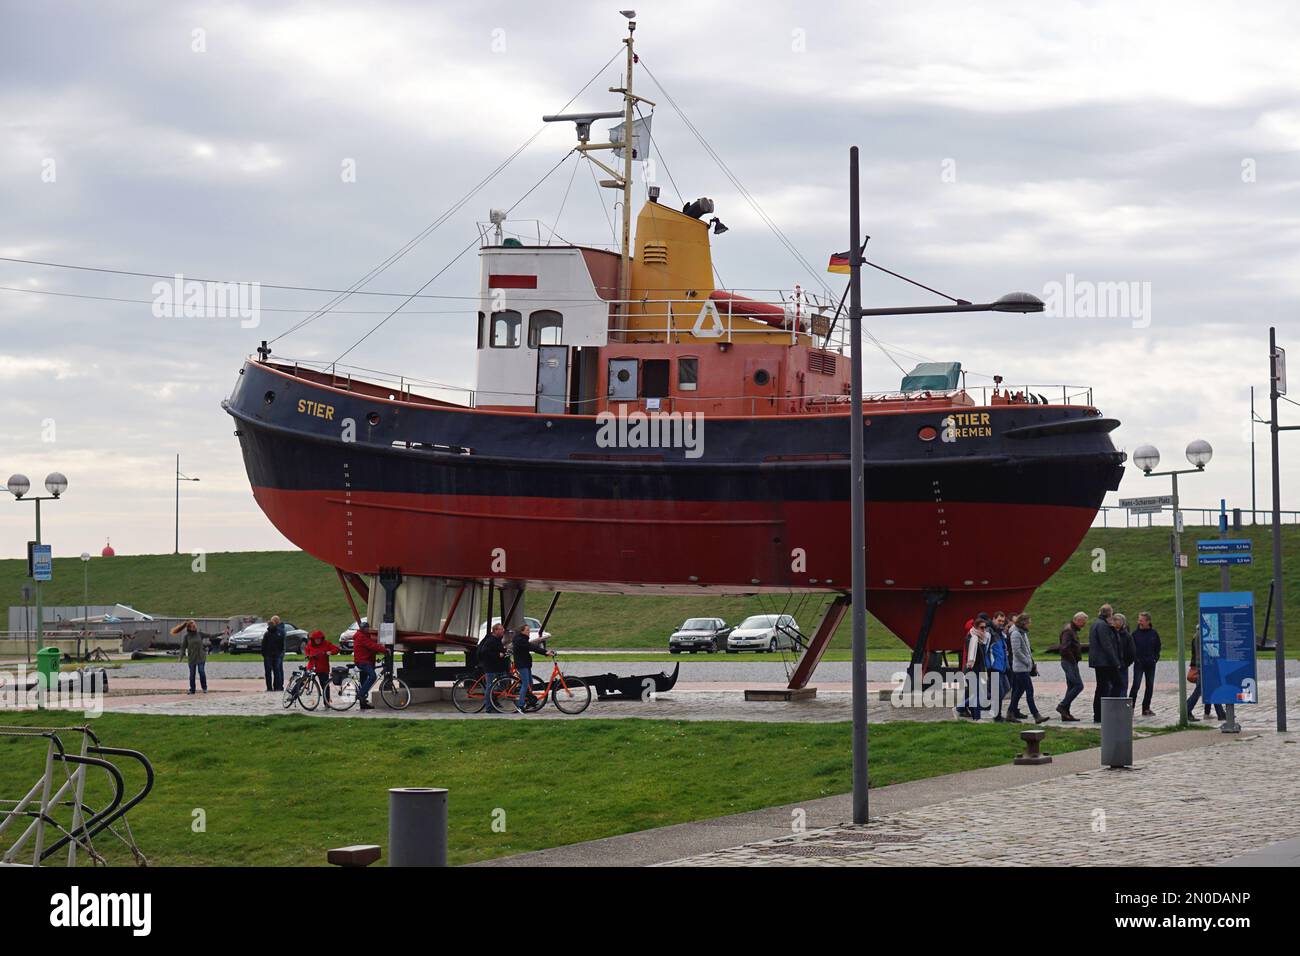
1100,697 -> 1134,768
388,787 -> 448,866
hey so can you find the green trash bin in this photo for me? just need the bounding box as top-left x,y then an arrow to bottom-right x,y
35,646 -> 61,690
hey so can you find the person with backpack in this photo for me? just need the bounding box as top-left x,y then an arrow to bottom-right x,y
171,619 -> 207,694
477,622 -> 510,714
303,629 -> 340,704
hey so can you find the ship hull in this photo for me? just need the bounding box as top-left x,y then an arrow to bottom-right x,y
225,361 -> 1124,651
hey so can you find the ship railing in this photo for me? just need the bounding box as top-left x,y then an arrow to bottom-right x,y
268,357 -> 479,408
617,289 -> 849,350
1094,505 -> 1300,528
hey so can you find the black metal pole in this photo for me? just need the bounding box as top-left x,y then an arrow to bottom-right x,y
848,146 -> 869,825
1251,386 -> 1257,523
1269,327 -> 1286,731
175,453 -> 180,555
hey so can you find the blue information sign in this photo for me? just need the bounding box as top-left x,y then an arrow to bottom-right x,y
1197,592 -> 1257,706
1197,554 -> 1253,566
1196,540 -> 1251,553
31,544 -> 53,582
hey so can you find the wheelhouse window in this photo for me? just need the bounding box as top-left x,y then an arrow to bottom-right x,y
490,310 -> 521,348
678,356 -> 699,391
528,310 -> 563,348
477,311 -> 485,350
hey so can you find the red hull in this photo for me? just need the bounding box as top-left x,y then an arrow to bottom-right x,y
253,485 -> 1094,651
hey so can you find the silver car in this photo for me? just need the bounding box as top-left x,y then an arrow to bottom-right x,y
726,614 -> 801,654
228,621 -> 309,655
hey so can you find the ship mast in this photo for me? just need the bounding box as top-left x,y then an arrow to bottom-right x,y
542,11 -> 653,341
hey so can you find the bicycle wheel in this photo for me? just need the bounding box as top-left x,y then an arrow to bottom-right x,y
452,674 -> 486,714
380,675 -> 412,710
281,674 -> 302,709
299,675 -> 322,711
490,674 -> 522,714
325,674 -> 359,710
551,675 -> 592,715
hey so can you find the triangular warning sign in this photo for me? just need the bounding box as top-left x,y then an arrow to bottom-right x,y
691,299 -> 725,338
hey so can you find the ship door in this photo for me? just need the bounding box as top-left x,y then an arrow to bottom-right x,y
536,345 -> 569,414
608,358 -> 638,403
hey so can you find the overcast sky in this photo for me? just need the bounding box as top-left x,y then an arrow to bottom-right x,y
1,0 -> 1297,560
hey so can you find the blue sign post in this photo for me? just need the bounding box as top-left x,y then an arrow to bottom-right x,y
1196,539 -> 1252,566
1198,592 -> 1257,733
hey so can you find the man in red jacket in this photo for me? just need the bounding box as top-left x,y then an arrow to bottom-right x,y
353,626 -> 388,710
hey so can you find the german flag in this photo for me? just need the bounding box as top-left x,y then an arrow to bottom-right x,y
827,250 -> 851,274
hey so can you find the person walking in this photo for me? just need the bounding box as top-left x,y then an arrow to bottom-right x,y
1056,612 -> 1087,721
477,622 -> 509,714
511,622 -> 553,713
1087,604 -> 1122,723
958,616 -> 989,720
1129,611 -> 1161,716
171,619 -> 207,694
986,612 -> 1011,721
352,625 -> 387,710
1007,613 -> 1050,723
1113,613 -> 1136,698
261,615 -> 287,692
303,629 -> 339,704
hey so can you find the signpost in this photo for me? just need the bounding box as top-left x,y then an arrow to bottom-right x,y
1119,495 -> 1174,508
1196,539 -> 1252,567
1197,592 -> 1258,733
31,544 -> 53,582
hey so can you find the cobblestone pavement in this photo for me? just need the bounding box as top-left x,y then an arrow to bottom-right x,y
664,725 -> 1300,866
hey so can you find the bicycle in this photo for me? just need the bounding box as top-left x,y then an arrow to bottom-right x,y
452,666 -> 544,714
490,654 -> 591,715
282,666 -> 321,711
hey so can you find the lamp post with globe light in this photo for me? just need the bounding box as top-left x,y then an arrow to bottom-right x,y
81,551 -> 92,662
1132,440 -> 1212,727
7,472 -> 69,651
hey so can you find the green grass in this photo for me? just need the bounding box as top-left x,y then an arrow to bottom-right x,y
0,712 -> 1104,866
6,525 -> 1297,657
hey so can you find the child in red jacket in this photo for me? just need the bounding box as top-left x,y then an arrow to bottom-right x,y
304,629 -> 340,703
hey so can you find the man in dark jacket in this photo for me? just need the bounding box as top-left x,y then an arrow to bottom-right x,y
511,623 -> 553,712
1129,611 -> 1161,715
1113,613 -> 1136,697
477,623 -> 509,714
261,615 -> 287,692
1087,604 -> 1122,723
1056,612 -> 1088,721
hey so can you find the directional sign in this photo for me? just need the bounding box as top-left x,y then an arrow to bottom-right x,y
1197,540 -> 1252,554
1274,346 -> 1287,395
31,544 -> 52,582
1119,495 -> 1174,508
1129,504 -> 1163,514
1198,592 -> 1258,705
1198,554 -> 1253,566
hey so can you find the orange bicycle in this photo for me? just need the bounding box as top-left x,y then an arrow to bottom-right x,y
490,655 -> 591,714
451,666 -> 538,714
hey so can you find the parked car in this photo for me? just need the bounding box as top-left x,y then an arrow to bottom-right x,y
668,617 -> 732,653
338,618 -> 368,654
476,616 -> 553,643
726,614 -> 801,653
228,621 -> 309,655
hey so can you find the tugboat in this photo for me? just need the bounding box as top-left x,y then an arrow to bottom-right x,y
222,14 -> 1124,675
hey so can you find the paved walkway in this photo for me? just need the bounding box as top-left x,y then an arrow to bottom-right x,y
666,727 -> 1300,866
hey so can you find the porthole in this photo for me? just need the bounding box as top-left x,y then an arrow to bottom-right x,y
917,425 -> 937,441
616,368 -> 631,383
753,368 -> 771,387
263,390 -> 275,405
367,412 -> 381,426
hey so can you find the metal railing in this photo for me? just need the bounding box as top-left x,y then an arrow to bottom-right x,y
1092,506 -> 1300,528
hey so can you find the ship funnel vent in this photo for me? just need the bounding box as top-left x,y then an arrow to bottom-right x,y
642,241 -> 669,266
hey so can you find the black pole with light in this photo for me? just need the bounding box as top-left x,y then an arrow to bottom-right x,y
845,146 -> 1045,825
1267,327 -> 1291,732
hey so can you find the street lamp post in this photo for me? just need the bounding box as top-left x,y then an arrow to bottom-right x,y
845,146 -> 1044,824
7,472 -> 69,652
175,453 -> 200,555
1132,441 -> 1212,727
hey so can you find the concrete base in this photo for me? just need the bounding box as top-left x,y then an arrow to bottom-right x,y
744,687 -> 817,702
1013,754 -> 1053,765
368,685 -> 450,706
